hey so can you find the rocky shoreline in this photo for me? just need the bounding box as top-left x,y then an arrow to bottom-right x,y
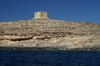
0,35 -> 100,50
0,46 -> 100,50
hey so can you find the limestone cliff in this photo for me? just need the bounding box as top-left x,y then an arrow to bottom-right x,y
0,18 -> 100,50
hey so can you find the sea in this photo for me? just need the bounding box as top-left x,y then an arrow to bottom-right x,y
0,50 -> 100,66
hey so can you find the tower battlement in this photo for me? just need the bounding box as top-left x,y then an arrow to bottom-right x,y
34,11 -> 48,19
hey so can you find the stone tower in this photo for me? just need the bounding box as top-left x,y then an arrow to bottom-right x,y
34,11 -> 48,19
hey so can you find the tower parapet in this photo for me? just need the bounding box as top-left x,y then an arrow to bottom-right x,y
34,11 -> 49,19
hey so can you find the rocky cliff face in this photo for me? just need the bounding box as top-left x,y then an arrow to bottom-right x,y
0,19 -> 100,49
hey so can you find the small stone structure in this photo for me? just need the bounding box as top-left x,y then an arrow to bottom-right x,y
34,11 -> 48,19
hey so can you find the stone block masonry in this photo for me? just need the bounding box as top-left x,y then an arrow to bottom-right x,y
34,11 -> 49,19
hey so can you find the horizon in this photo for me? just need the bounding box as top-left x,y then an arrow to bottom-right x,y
0,0 -> 100,24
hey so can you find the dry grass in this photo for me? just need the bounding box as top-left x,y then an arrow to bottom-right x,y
0,19 -> 100,37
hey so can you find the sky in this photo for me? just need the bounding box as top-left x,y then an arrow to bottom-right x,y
0,0 -> 100,24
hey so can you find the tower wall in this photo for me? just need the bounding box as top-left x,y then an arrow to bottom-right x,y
34,11 -> 48,19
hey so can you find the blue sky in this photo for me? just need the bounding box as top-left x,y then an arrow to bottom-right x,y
0,0 -> 100,23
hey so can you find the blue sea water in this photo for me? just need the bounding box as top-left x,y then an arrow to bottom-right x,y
0,50 -> 100,66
